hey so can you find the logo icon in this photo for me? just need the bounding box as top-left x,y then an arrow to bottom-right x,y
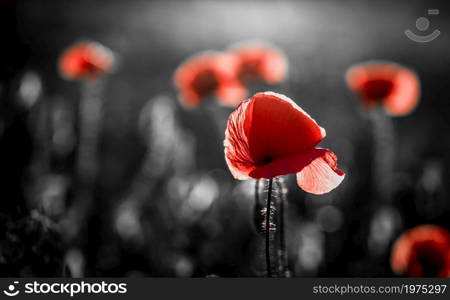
3,282 -> 20,297
405,9 -> 440,43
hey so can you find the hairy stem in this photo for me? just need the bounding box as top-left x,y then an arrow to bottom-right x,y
276,178 -> 287,276
266,178 -> 273,278
279,191 -> 285,273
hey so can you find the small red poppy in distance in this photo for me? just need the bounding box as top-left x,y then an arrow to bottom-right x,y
391,225 -> 450,277
224,92 -> 345,195
174,51 -> 247,108
59,41 -> 115,81
229,43 -> 288,85
346,61 -> 420,116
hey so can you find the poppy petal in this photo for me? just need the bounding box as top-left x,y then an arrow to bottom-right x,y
261,49 -> 288,84
224,92 -> 327,179
177,90 -> 202,108
173,51 -> 241,107
384,69 -> 420,116
391,225 -> 450,277
224,92 -> 345,195
295,148 -> 345,195
346,62 -> 398,99
173,53 -> 219,107
215,83 -> 248,107
59,42 -> 114,80
248,148 -> 328,178
224,99 -> 254,179
346,61 -> 420,116
229,42 -> 288,84
246,92 -> 325,163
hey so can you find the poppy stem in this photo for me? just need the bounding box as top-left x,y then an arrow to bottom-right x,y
276,178 -> 288,277
266,178 -> 273,278
255,179 -> 260,209
371,108 -> 395,203
275,178 -> 289,277
71,79 -> 104,242
78,81 -> 102,184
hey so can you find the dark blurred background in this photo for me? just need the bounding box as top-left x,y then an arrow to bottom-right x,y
1,0 -> 450,277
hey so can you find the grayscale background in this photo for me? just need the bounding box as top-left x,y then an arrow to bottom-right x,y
1,0 -> 449,277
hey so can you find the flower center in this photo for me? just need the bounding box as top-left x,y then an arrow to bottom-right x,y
413,243 -> 447,277
260,156 -> 273,165
361,79 -> 394,101
191,69 -> 218,97
238,59 -> 261,83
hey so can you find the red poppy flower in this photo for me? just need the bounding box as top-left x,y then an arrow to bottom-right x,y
224,92 -> 345,195
174,51 -> 247,108
59,41 -> 115,81
229,43 -> 288,85
346,61 -> 420,116
391,225 -> 450,277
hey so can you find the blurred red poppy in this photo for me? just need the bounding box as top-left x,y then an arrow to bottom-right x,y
59,41 -> 115,81
391,225 -> 450,277
224,92 -> 345,195
174,51 -> 247,108
229,43 -> 288,85
346,61 -> 420,116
